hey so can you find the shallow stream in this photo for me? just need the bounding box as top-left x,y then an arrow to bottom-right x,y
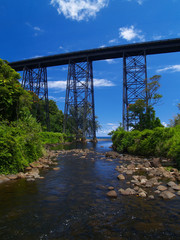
0,140 -> 180,239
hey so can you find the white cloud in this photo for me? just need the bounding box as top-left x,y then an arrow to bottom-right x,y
108,39 -> 118,44
127,0 -> 144,5
49,96 -> 65,102
50,0 -> 109,21
119,25 -> 145,42
26,22 -> 44,36
34,26 -> 41,31
48,78 -> 115,90
97,122 -> 119,136
162,122 -> 168,127
48,80 -> 67,89
152,35 -> 163,41
105,59 -> 117,64
94,78 -> 115,87
157,65 -> 180,73
99,45 -> 106,48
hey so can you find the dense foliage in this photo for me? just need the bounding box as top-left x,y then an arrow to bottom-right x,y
128,75 -> 162,131
112,126 -> 180,168
0,59 -> 70,174
0,117 -> 43,174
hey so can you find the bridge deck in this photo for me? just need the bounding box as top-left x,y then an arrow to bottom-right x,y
10,38 -> 180,71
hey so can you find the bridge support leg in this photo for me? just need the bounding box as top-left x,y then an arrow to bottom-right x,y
22,67 -> 50,131
63,59 -> 96,141
123,52 -> 147,131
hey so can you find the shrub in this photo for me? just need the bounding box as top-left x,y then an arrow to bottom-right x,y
112,126 -> 180,168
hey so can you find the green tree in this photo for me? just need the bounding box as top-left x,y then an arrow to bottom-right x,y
169,103 -> 180,127
128,75 -> 163,130
0,59 -> 33,121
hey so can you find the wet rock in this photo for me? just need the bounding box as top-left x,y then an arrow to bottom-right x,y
148,195 -> 155,199
108,186 -> 114,190
106,190 -> 117,198
151,158 -> 161,168
119,188 -> 136,195
157,185 -> 168,191
26,178 -> 35,181
177,191 -> 180,196
168,187 -> 175,193
155,190 -> 161,194
17,172 -> 26,179
53,167 -> 60,171
105,151 -> 121,159
140,178 -> 148,185
0,175 -> 10,183
167,181 -> 176,188
139,191 -> 147,198
144,161 -> 151,168
171,184 -> 180,191
127,164 -> 135,170
25,166 -> 32,171
7,174 -> 18,180
117,174 -> 125,180
125,170 -> 133,175
159,191 -> 176,199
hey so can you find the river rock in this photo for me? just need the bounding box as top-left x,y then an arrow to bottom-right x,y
167,181 -> 176,188
151,158 -> 161,168
106,190 -> 117,198
0,176 -> 10,183
139,191 -> 147,198
177,191 -> 180,196
119,188 -> 136,195
125,170 -> 133,175
117,174 -> 125,180
105,151 -> 121,159
7,174 -> 18,180
17,172 -> 26,179
157,185 -> 168,191
171,184 -> 180,191
108,186 -> 114,190
53,167 -> 60,171
148,195 -> 155,199
159,191 -> 176,199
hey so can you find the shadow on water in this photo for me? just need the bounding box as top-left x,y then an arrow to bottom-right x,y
0,139 -> 180,239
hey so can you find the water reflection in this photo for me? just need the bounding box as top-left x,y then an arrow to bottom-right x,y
0,139 -> 180,239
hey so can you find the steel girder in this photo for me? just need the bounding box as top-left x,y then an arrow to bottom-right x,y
63,59 -> 96,140
123,52 -> 147,130
22,67 -> 50,131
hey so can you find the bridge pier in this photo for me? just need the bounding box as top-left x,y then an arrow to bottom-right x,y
22,67 -> 50,131
123,52 -> 147,131
63,58 -> 96,141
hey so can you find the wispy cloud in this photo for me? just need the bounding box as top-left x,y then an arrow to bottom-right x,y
50,0 -> 109,21
105,59 -> 118,64
119,25 -> 145,42
99,45 -> 106,48
152,35 -> 163,41
26,22 -> 44,36
157,64 -> 180,73
48,78 -> 115,90
49,96 -> 65,102
108,39 -> 119,44
126,0 -> 145,5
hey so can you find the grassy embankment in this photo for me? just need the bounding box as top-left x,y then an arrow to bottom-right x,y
112,126 -> 180,168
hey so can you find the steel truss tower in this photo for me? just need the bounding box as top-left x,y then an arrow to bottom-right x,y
22,67 -> 50,131
63,59 -> 96,140
123,52 -> 147,130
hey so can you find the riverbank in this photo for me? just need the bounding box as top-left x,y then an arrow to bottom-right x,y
1,145 -> 180,201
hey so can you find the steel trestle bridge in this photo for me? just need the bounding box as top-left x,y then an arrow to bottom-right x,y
10,38 -> 180,139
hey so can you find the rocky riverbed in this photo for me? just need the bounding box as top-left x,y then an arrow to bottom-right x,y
0,147 -> 180,201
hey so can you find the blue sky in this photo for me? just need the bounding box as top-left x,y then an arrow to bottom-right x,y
0,0 -> 180,136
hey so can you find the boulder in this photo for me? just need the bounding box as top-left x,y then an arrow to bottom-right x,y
106,190 -> 117,198
159,191 -> 176,199
167,181 -> 176,188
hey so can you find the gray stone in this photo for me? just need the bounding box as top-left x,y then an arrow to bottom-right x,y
159,191 -> 176,199
167,181 -> 176,188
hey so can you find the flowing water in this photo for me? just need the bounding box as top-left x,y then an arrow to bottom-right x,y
0,140 -> 180,239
